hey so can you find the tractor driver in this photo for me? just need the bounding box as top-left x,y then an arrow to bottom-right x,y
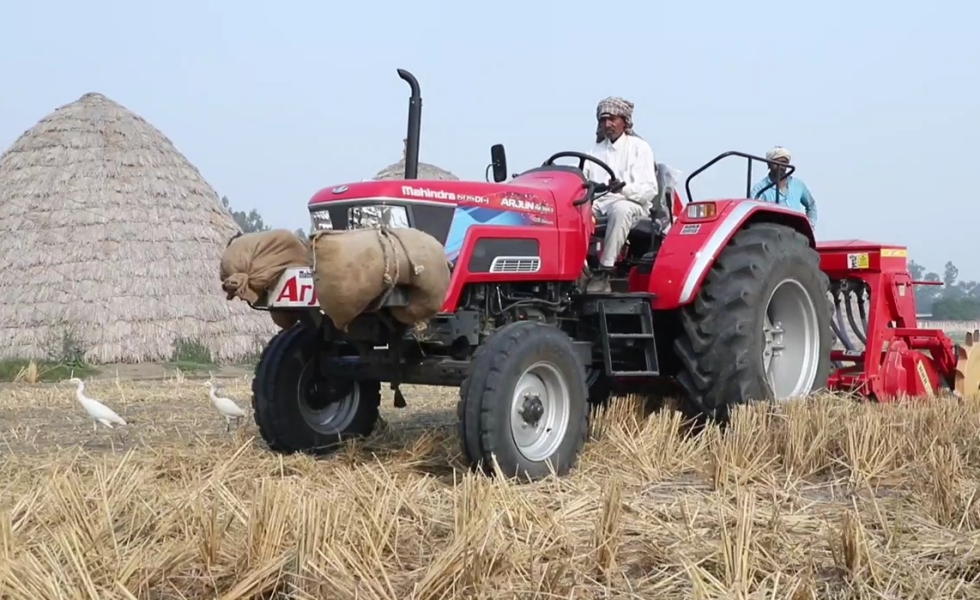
750,146 -> 818,225
581,97 -> 660,294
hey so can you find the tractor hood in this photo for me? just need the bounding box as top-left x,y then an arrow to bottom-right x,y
308,179 -> 521,208
305,172 -> 585,249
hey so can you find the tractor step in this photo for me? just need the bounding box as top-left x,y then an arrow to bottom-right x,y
580,294 -> 660,378
608,370 -> 659,376
606,332 -> 656,340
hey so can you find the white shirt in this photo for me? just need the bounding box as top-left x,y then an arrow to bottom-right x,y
582,134 -> 659,212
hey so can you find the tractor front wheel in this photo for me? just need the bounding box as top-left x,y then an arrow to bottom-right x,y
252,323 -> 381,454
673,222 -> 832,423
458,321 -> 589,481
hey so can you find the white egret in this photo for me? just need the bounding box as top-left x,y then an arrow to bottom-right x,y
68,377 -> 127,431
204,380 -> 247,432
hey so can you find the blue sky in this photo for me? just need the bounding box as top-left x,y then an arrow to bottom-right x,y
2,0 -> 978,278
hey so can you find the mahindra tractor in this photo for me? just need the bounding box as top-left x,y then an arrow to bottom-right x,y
248,69 -> 980,482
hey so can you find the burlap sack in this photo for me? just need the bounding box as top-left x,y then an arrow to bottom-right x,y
311,227 -> 451,331
220,229 -> 311,304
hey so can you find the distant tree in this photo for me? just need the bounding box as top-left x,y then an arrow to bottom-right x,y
961,280 -> 980,297
222,195 -> 269,233
910,260 -> 944,310
909,259 -> 925,281
931,297 -> 980,320
943,261 -> 959,288
908,257 -> 980,314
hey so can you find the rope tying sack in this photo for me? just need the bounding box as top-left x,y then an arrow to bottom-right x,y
309,224 -> 450,332
368,226 -> 426,312
310,226 -> 427,315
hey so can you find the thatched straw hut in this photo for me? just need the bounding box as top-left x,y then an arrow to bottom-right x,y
0,92 -> 277,364
373,139 -> 459,181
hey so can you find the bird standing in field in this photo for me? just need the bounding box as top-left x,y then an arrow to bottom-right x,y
68,377 -> 127,432
204,379 -> 247,432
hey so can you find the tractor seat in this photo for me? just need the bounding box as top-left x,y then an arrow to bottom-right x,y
591,163 -> 672,240
593,214 -> 653,238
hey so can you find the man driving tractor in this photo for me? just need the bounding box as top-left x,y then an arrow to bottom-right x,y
581,97 -> 660,293
750,146 -> 818,225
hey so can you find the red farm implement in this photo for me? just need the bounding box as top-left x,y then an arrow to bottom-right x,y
820,241 -> 979,399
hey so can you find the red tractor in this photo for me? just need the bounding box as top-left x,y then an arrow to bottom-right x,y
250,69 -> 980,481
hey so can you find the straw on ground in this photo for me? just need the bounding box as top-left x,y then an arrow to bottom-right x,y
1,379 -> 979,599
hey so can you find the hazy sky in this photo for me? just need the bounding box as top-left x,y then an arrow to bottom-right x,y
2,1 -> 977,278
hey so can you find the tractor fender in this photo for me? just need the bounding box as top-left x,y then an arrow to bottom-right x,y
647,200 -> 815,310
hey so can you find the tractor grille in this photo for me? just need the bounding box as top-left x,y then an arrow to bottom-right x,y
488,256 -> 541,273
308,200 -> 455,244
347,205 -> 409,230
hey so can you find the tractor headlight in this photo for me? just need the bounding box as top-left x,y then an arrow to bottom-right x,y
686,202 -> 717,220
310,208 -> 333,232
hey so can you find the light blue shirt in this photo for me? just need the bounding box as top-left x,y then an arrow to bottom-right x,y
750,176 -> 817,225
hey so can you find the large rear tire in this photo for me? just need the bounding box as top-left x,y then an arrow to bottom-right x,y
458,321 -> 589,481
252,322 -> 381,454
673,222 -> 832,422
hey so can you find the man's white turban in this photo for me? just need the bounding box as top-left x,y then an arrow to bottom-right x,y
766,146 -> 791,162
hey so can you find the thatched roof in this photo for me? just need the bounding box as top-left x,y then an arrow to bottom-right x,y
0,92 -> 277,364
372,139 -> 459,181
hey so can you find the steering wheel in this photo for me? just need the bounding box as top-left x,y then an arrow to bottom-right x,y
542,151 -> 618,204
544,151 -> 616,183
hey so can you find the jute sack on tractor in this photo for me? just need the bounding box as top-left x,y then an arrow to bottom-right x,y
220,228 -> 311,304
311,227 -> 451,331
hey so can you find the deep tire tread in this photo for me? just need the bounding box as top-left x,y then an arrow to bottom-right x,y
457,321 -> 589,480
672,222 -> 831,422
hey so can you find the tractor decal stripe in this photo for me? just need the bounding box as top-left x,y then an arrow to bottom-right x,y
444,206 -> 535,264
678,201 -> 770,304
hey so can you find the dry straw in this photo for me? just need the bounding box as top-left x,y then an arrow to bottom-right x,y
2,380 -> 980,599
0,92 -> 277,364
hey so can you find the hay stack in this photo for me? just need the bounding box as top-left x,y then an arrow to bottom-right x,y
0,92 -> 277,364
372,139 -> 459,181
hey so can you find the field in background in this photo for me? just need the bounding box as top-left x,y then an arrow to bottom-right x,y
2,379 -> 980,599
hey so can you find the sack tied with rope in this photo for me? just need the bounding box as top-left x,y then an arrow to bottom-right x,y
219,228 -> 311,304
310,227 -> 451,331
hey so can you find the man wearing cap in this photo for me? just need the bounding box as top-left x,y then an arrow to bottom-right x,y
750,146 -> 818,225
581,96 -> 660,293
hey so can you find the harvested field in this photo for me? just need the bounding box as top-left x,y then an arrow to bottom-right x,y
2,378 -> 980,599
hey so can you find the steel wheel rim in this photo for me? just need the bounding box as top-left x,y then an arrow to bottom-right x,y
763,278 -> 821,400
510,361 -> 571,463
296,360 -> 361,434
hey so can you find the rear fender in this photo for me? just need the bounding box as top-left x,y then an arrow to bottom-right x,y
645,200 -> 815,310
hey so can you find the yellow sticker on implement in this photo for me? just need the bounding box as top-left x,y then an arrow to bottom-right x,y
880,248 -> 907,257
847,253 -> 870,269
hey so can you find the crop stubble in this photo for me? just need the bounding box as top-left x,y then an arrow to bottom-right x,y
1,377 -> 980,599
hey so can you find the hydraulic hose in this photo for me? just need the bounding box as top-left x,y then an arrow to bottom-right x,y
844,287 -> 867,345
857,283 -> 869,333
833,292 -> 856,351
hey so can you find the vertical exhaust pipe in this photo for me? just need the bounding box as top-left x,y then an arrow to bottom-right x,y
397,69 -> 421,180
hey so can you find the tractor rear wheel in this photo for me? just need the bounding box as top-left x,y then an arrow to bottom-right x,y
458,321 -> 589,481
252,322 -> 381,454
673,222 -> 832,423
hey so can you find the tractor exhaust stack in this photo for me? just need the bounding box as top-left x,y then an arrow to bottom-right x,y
397,68 -> 422,180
